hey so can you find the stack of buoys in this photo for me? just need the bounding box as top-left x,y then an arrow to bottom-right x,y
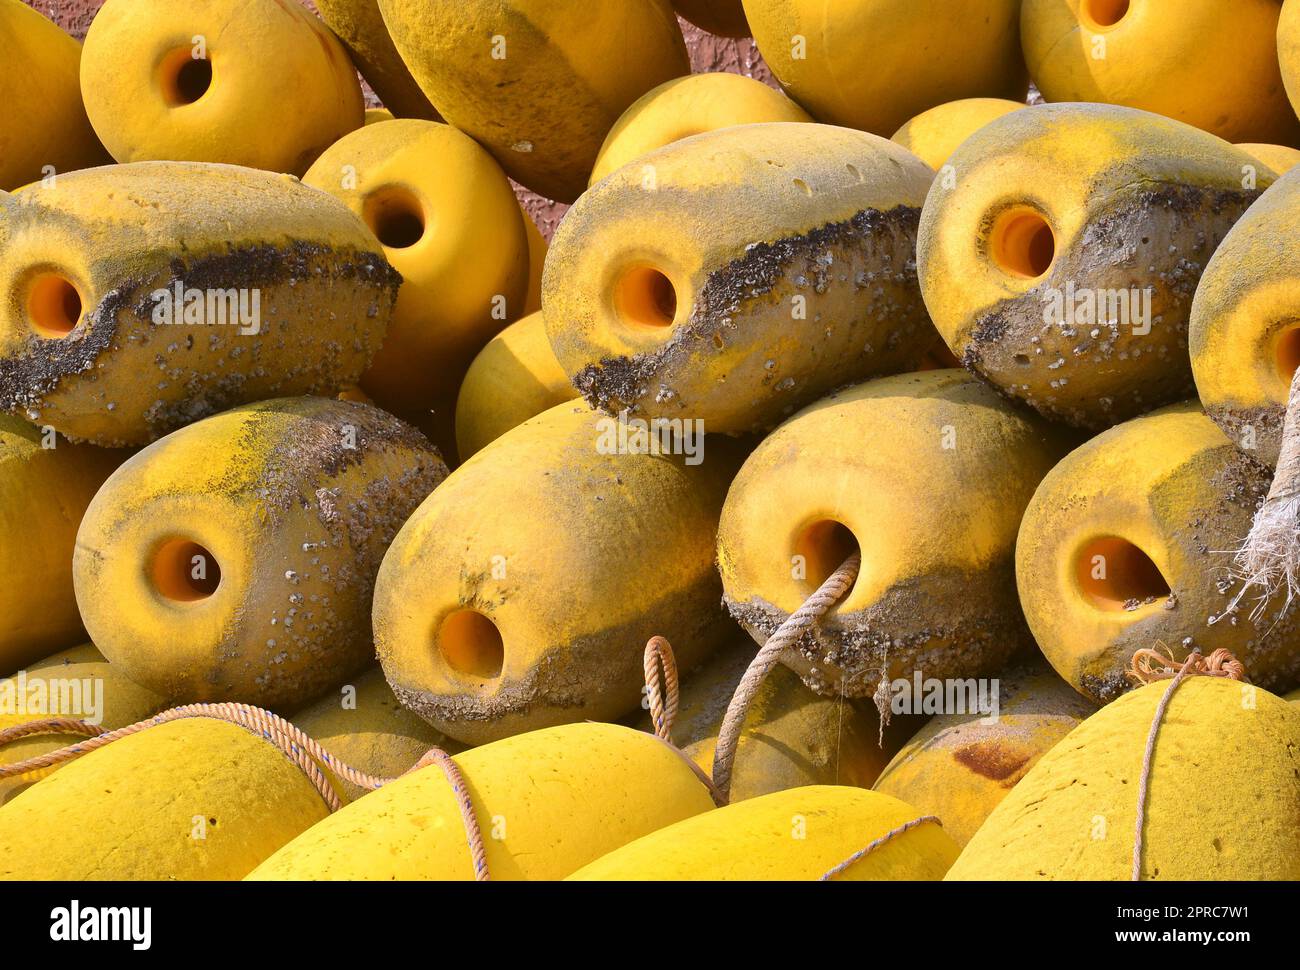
4,0 -> 1300,886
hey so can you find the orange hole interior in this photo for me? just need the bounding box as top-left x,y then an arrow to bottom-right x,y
990,208 -> 1056,279
26,274 -> 82,339
159,49 -> 213,107
363,186 -> 426,250
1274,326 -> 1300,381
793,519 -> 861,596
614,266 -> 678,329
1075,537 -> 1169,611
438,609 -> 505,679
1083,0 -> 1130,28
151,538 -> 221,602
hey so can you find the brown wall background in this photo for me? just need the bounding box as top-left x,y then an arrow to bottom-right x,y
23,0 -> 775,238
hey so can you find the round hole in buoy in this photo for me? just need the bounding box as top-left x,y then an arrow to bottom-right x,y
614,266 -> 678,329
1075,537 -> 1169,611
793,519 -> 861,596
151,538 -> 221,602
159,49 -> 213,106
363,185 -> 426,250
25,273 -> 82,338
1082,0 -> 1130,29
438,609 -> 505,679
1274,326 -> 1300,380
990,207 -> 1056,279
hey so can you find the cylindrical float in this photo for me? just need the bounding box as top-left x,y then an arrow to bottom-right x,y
81,0 -> 363,174
718,370 -> 1075,697
248,722 -> 716,881
374,400 -> 742,745
1015,404 -> 1295,704
0,162 -> 399,447
918,103 -> 1271,429
73,398 -> 448,711
946,677 -> 1300,880
0,416 -> 124,672
0,0 -> 108,191
568,785 -> 960,880
545,122 -> 940,435
375,0 -> 690,202
743,0 -> 1026,136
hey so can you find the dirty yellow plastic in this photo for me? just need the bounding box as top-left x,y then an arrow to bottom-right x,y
376,0 -> 690,201
1016,404 -> 1290,704
570,785 -> 960,880
374,401 -> 741,745
73,398 -> 448,711
545,122 -> 940,434
874,661 -> 1096,846
918,103 -> 1271,428
0,162 -> 399,447
718,370 -> 1074,698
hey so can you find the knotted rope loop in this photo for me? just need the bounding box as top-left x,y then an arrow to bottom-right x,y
643,636 -> 679,744
1127,647 -> 1247,881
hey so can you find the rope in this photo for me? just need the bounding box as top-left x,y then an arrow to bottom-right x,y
711,552 -> 862,804
1126,646 -> 1247,881
0,702 -> 490,881
819,815 -> 942,881
642,636 -> 679,744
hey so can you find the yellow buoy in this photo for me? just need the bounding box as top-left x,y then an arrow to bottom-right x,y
0,656 -> 166,805
1190,169 -> 1300,466
589,73 -> 811,186
248,722 -> 716,880
1015,404 -> 1293,704
81,0 -> 364,175
545,122 -> 940,435
0,162 -> 399,447
0,417 -> 124,673
719,370 -> 1075,697
1235,143 -> 1300,176
918,103 -> 1271,429
0,718 -> 330,880
743,0 -> 1026,136
376,0 -> 690,202
454,311 -> 578,461
73,398 -> 448,711
874,661 -> 1096,846
569,785 -> 960,880
303,120 -> 530,460
374,401 -> 742,745
645,637 -> 914,801
0,0 -> 108,191
947,677 -> 1300,880
316,0 -> 439,121
1025,0 -> 1298,145
290,666 -> 464,805
890,98 -> 1026,171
